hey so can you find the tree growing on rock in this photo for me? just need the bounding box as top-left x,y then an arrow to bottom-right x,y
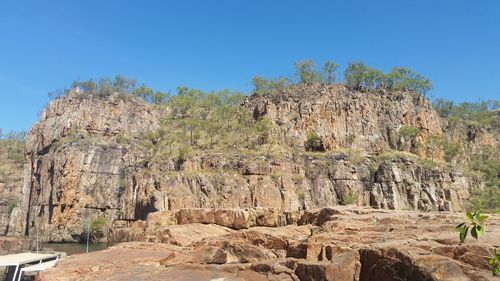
426,134 -> 442,162
252,76 -> 289,96
295,60 -> 321,84
386,67 -> 432,95
322,61 -> 339,84
344,62 -> 385,91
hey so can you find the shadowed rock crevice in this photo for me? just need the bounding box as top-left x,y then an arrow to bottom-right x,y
359,248 -> 434,281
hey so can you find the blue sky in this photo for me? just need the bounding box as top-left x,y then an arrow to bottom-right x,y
1,0 -> 499,132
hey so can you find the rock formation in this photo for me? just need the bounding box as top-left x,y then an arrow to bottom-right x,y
6,86 -> 489,242
0,83 -> 496,280
0,139 -> 24,235
244,84 -> 443,155
37,206 -> 500,281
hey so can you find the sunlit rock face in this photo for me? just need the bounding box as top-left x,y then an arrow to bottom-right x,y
7,86 -> 486,242
244,84 -> 443,156
37,206 -> 500,281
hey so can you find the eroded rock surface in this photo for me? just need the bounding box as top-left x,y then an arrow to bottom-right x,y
6,89 -> 488,242
37,207 -> 500,281
244,84 -> 443,155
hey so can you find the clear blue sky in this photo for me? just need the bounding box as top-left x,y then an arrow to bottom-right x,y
1,0 -> 499,132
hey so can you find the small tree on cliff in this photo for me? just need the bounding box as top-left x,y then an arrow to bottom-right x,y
345,62 -> 383,90
295,60 -> 321,84
386,67 -> 433,95
426,134 -> 442,162
322,61 -> 339,84
252,76 -> 289,95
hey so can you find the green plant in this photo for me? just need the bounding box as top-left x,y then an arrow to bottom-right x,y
455,210 -> 488,243
385,67 -> 432,95
343,190 -> 358,205
305,132 -> 325,152
178,146 -> 190,163
252,76 -> 289,96
322,61 -> 339,84
119,178 -> 128,193
399,125 -> 420,138
295,60 -> 321,84
441,139 -> 461,163
84,217 -> 106,242
296,187 -> 306,201
346,149 -> 365,165
7,200 -> 18,214
488,249 -> 500,276
425,134 -> 442,162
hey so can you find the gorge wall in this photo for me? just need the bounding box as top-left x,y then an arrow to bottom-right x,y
6,86 -> 489,242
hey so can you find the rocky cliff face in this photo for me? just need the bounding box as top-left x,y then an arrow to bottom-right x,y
6,87 -> 486,242
0,142 -> 24,235
245,84 -> 443,156
8,93 -> 159,240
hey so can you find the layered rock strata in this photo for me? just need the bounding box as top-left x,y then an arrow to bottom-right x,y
6,89 -> 486,242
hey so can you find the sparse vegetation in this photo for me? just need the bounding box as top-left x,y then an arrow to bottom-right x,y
344,62 -> 432,95
295,60 -> 322,84
399,125 -> 420,138
322,61 -> 339,84
0,130 -> 26,163
425,134 -> 442,162
488,249 -> 500,276
305,132 -> 325,152
7,200 -> 18,214
432,99 -> 499,211
344,62 -> 385,91
252,76 -> 289,96
433,99 -> 499,129
84,217 -> 107,242
343,190 -> 358,205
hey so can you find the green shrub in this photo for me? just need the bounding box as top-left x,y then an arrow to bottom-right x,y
399,125 -> 420,138
385,67 -> 432,95
441,140 -> 461,163
294,60 -> 321,84
305,133 -> 325,152
252,76 -> 289,96
178,146 -> 190,163
347,149 -> 365,165
322,61 -> 339,84
7,200 -> 18,214
343,190 -> 358,205
344,62 -> 385,91
84,217 -> 106,242
433,99 -> 499,129
488,249 -> 500,276
251,118 -> 273,145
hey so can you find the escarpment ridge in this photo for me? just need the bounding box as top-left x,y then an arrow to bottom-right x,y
5,85 -> 494,241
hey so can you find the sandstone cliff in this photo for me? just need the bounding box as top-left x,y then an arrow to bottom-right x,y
6,87 -> 490,242
8,93 -> 159,240
245,84 -> 443,156
0,138 -> 24,235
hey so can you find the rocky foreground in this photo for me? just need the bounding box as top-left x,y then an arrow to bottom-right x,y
37,206 -> 500,281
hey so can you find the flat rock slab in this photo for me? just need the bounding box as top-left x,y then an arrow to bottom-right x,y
36,208 -> 500,281
36,243 -> 176,281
